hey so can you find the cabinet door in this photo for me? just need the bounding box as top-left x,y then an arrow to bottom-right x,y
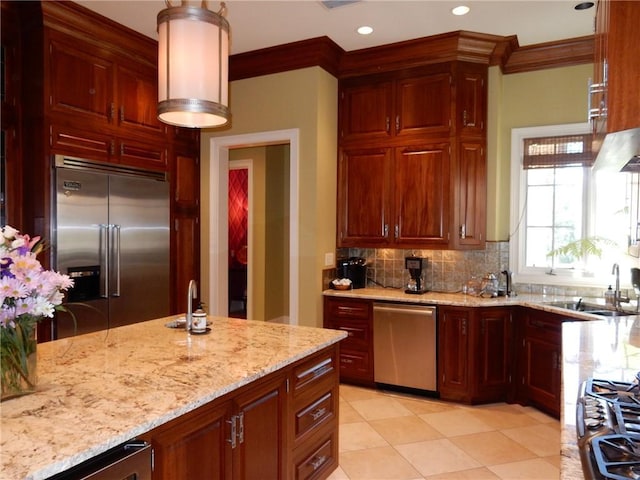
396,73 -> 451,138
451,141 -> 486,249
523,336 -> 561,417
339,81 -> 392,142
115,62 -> 165,137
173,216 -> 199,314
476,308 -> 511,401
174,152 -> 200,209
151,401 -> 232,480
233,374 -> 287,480
394,144 -> 450,247
337,147 -> 393,247
48,31 -> 113,122
456,67 -> 485,136
438,307 -> 469,400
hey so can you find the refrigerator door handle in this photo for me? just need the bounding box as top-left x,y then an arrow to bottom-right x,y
99,224 -> 109,299
112,224 -> 121,298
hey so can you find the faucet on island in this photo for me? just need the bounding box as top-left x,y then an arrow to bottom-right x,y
186,279 -> 198,331
612,263 -> 630,310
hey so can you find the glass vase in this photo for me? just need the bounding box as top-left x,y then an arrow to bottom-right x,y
1,320 -> 38,401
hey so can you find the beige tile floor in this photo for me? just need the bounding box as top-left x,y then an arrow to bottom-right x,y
328,384 -> 561,480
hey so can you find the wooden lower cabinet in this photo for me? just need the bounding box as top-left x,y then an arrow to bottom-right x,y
438,306 -> 511,404
144,345 -> 340,480
323,296 -> 374,386
515,308 -> 563,417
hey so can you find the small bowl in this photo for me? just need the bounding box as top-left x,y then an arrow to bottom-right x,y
332,283 -> 352,291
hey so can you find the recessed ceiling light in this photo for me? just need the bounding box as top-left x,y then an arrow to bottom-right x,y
451,5 -> 470,16
574,2 -> 594,10
357,25 -> 373,35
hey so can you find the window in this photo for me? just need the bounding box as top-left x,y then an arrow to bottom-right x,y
510,123 -> 635,287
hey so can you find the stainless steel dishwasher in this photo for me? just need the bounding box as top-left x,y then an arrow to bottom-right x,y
373,302 -> 437,391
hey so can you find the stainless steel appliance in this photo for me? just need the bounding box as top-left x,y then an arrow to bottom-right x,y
373,302 -> 437,392
576,375 -> 640,479
405,256 -> 427,294
48,440 -> 152,479
52,155 -> 170,338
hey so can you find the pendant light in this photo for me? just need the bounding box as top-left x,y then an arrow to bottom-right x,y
157,1 -> 230,128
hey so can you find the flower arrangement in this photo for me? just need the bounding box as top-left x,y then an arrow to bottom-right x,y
0,225 -> 73,400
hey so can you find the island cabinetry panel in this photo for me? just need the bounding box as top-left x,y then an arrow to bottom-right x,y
591,0 -> 640,143
337,143 -> 450,248
438,306 -> 512,404
336,61 -> 486,250
514,307 -> 563,418
147,372 -> 288,480
323,296 -> 374,386
289,348 -> 340,479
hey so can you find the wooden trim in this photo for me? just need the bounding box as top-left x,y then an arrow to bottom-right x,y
503,35 -> 595,74
230,36 -> 344,81
230,32 -> 593,81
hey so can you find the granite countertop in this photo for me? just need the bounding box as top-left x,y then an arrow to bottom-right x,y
0,316 -> 347,480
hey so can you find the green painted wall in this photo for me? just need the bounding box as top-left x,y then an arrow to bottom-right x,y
488,63 -> 593,240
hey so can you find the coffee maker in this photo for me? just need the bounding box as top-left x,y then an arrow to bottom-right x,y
405,256 -> 427,294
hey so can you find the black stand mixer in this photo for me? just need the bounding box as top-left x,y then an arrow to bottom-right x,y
405,256 -> 426,294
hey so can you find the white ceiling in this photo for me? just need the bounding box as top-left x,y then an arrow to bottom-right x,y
76,0 -> 596,55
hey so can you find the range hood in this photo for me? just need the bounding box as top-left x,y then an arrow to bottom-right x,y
593,127 -> 640,172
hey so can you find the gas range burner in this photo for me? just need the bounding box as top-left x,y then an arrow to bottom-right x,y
592,434 -> 640,480
586,378 -> 640,407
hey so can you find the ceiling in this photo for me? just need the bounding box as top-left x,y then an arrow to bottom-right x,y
76,0 -> 596,56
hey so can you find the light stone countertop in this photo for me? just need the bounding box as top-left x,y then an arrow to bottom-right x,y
0,315 -> 347,480
323,287 -> 640,480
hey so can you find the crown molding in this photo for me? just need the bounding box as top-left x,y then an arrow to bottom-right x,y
230,32 -> 594,80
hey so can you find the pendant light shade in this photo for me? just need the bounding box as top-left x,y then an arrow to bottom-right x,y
157,1 -> 230,128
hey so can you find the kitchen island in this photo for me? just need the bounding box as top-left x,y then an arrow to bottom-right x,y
0,315 -> 347,479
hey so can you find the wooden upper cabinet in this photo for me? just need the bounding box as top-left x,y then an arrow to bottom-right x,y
339,68 -> 452,144
48,31 -> 114,122
337,147 -> 392,246
451,141 -> 486,249
115,62 -> 165,136
339,81 -> 393,142
396,74 -> 451,138
592,0 -> 640,136
456,66 -> 486,136
394,143 -> 450,246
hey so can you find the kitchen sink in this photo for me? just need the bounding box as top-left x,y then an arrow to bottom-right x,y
544,300 -> 636,317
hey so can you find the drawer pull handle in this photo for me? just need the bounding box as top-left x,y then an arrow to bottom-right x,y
310,455 -> 327,471
310,407 -> 327,421
341,358 -> 354,364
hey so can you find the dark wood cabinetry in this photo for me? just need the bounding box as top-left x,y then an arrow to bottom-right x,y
337,62 -> 486,250
514,307 -> 563,417
323,296 -> 374,386
438,306 -> 511,404
145,345 -> 339,480
591,0 -> 640,144
337,143 -> 450,247
5,2 -> 201,319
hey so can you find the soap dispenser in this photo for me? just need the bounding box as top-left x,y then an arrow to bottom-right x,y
605,285 -> 615,306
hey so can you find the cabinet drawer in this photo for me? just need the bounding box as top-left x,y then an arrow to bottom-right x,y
328,318 -> 371,349
525,314 -> 561,343
292,349 -> 337,397
294,391 -> 335,443
325,298 -> 371,320
339,349 -> 372,379
294,431 -> 337,480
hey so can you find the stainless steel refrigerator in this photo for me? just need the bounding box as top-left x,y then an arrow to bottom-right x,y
52,155 -> 170,338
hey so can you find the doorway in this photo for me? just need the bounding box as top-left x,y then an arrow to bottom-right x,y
208,129 -> 299,324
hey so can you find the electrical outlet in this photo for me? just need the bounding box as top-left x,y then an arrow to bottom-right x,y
324,252 -> 334,267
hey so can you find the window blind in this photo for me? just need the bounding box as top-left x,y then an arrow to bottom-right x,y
523,134 -> 593,169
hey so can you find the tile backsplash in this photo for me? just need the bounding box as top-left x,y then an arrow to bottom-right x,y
334,242 -> 622,299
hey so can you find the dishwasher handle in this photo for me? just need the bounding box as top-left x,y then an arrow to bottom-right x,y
373,304 -> 435,317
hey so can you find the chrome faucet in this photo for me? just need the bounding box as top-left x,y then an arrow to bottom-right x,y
612,263 -> 630,310
186,279 -> 197,331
